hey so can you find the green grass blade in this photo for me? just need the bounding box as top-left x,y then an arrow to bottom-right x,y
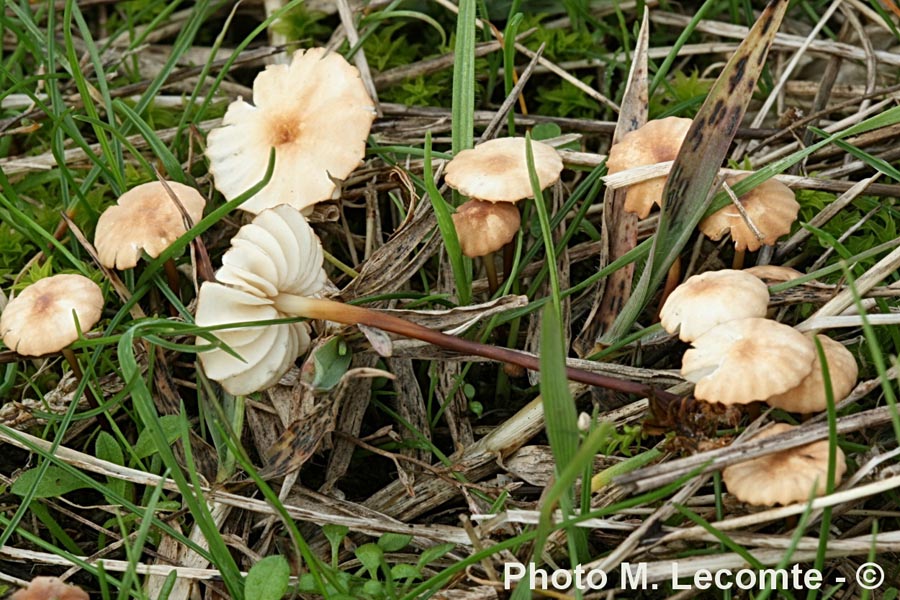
451,0 -> 477,159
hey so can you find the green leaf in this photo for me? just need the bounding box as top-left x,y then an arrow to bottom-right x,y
245,555 -> 291,600
531,122 -> 562,140
391,564 -> 420,580
311,337 -> 352,391
355,543 -> 383,578
133,415 -> 183,460
12,465 -> 93,498
95,431 -> 127,498
451,0 -> 477,157
377,533 -> 412,552
416,543 -> 455,569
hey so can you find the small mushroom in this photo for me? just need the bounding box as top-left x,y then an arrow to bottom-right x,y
11,577 -> 89,600
744,264 -> 805,283
723,423 -> 847,506
659,269 -> 769,342
1,274 -> 103,356
452,200 -> 520,293
700,173 -> 799,253
444,137 -> 563,203
605,116 -> 693,218
94,181 -> 206,270
681,318 -> 815,405
206,47 -> 376,214
766,334 -> 858,414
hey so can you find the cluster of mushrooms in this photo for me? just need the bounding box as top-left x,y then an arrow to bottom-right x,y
0,49 -> 854,511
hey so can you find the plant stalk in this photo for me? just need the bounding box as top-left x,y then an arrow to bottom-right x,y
273,294 -> 680,401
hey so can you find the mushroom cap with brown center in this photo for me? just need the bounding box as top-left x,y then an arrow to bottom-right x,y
1,274 -> 103,356
660,269 -> 769,342
444,137 -> 563,203
681,318 -> 815,405
722,423 -> 847,506
95,181 -> 206,270
11,577 -> 89,600
206,47 -> 376,214
451,200 -> 520,257
605,116 -> 693,218
766,335 -> 858,413
700,173 -> 800,251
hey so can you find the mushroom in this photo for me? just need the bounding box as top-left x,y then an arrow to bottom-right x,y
744,264 -> 805,283
452,200 -> 521,293
94,181 -> 206,270
766,334 -> 858,414
11,577 -> 89,600
659,269 -> 769,342
196,205 -> 682,399
700,173 -> 800,268
206,47 -> 376,215
444,137 -> 563,203
605,116 -> 693,218
681,318 -> 815,405
722,423 -> 847,506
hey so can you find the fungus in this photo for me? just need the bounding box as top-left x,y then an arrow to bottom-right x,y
744,264 -> 805,283
722,423 -> 847,506
700,173 -> 799,268
452,200 -> 520,293
766,334 -> 858,414
195,205 -> 681,398
11,577 -> 89,600
444,137 -> 563,203
659,269 -> 769,342
94,181 -> 206,270
206,47 -> 376,214
604,116 -> 693,218
681,318 -> 815,405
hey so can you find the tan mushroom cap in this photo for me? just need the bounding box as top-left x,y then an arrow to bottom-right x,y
1,274 -> 103,356
700,173 -> 800,252
206,47 -> 376,214
660,269 -> 769,342
767,335 -> 858,414
681,318 -> 815,405
451,200 -> 520,257
444,137 -> 563,203
723,423 -> 847,506
744,264 -> 805,283
605,116 -> 693,218
95,181 -> 206,270
12,577 -> 89,600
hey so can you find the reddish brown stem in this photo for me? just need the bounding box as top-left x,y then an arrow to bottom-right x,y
276,295 -> 680,402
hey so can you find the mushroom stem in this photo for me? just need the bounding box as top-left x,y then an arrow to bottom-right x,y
163,259 -> 181,314
732,248 -> 746,270
273,294 -> 679,401
61,348 -> 102,412
483,253 -> 499,295
655,256 -> 682,322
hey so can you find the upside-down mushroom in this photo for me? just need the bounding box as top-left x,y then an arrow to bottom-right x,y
452,200 -> 521,293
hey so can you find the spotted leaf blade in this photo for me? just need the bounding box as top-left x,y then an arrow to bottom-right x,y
603,0 -> 790,343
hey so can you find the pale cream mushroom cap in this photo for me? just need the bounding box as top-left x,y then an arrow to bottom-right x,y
1,274 -> 103,356
95,181 -> 206,270
605,116 -> 693,218
681,318 -> 815,405
700,173 -> 800,252
451,200 -> 520,257
195,205 -> 328,394
444,137 -> 563,203
744,264 -> 805,283
12,577 -> 89,600
206,47 -> 376,214
767,335 -> 858,414
660,269 -> 769,342
723,423 -> 847,506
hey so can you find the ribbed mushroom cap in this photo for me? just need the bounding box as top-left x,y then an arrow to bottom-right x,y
206,47 -> 376,214
681,318 -> 815,405
744,265 -> 805,283
95,181 -> 206,270
660,269 -> 769,342
444,137 -> 563,203
1,275 -> 103,356
723,423 -> 847,506
700,174 -> 800,251
605,116 -> 693,218
451,200 -> 520,257
12,577 -> 89,600
767,335 -> 858,414
195,205 -> 328,394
